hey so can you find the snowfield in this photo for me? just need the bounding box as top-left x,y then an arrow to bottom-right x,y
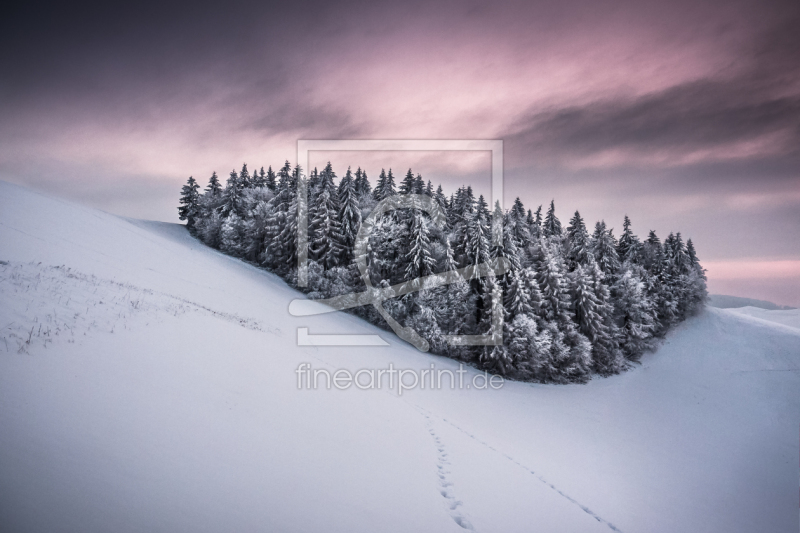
1,180 -> 798,533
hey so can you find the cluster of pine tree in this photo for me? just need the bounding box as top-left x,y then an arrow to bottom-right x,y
179,162 -> 707,383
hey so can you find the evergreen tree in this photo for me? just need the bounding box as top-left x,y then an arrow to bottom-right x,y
308,162 -> 341,270
612,269 -> 656,360
570,264 -> 604,340
221,169 -> 245,217
617,215 -> 641,263
530,205 -> 543,239
205,171 -> 222,196
178,176 -> 200,229
337,167 -> 361,265
414,173 -> 425,194
511,197 -> 526,221
354,167 -> 371,198
504,267 -> 532,318
570,260 -> 624,374
242,199 -> 272,262
308,167 -> 320,191
509,198 -> 531,246
480,344 -> 513,376
404,209 -> 436,283
220,213 -> 245,256
565,210 -> 591,270
264,163 -> 298,273
373,169 -> 397,201
252,166 -> 267,188
506,313 -> 550,380
239,163 -> 252,189
642,229 -> 662,271
264,166 -> 277,191
400,169 -> 416,195
684,238 -> 708,314
434,185 -> 448,220
535,239 -> 572,325
441,240 -> 459,274
592,221 -> 621,275
543,200 -> 562,237
197,210 -> 223,249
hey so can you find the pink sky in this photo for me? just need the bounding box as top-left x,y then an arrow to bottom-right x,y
0,0 -> 798,304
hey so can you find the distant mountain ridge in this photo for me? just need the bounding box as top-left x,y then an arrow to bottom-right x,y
708,294 -> 796,310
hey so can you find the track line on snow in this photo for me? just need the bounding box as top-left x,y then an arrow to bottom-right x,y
419,410 -> 476,531
414,405 -> 624,532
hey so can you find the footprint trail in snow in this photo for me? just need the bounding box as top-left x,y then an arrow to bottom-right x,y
421,411 -> 475,531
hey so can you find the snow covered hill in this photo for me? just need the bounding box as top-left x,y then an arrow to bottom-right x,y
725,306 -> 800,331
1,180 -> 798,533
708,293 -> 797,311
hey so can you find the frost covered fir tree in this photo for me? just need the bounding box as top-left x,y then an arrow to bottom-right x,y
239,163 -> 252,189
642,229 -> 663,271
462,208 -> 490,274
505,313 -> 550,380
509,197 -> 531,248
337,167 -> 361,265
205,171 -> 222,196
241,197 -> 273,262
613,268 -> 656,360
684,238 -> 708,314
434,185 -> 448,219
264,163 -> 299,273
570,264 -> 604,341
354,167 -> 371,199
178,176 -> 200,229
308,163 -> 341,270
459,206 -> 491,324
529,205 -> 543,239
592,221 -> 621,276
543,200 -> 562,238
490,203 -> 522,297
264,166 -> 277,191
503,268 -> 533,318
373,169 -> 397,201
251,166 -> 266,188
197,210 -> 223,249
404,209 -> 436,283
570,259 -> 624,375
452,186 -> 476,228
480,344 -> 513,376
399,169 -> 417,195
565,210 -> 591,270
221,169 -> 245,217
617,215 -> 641,264
220,212 -> 245,257
534,239 -> 572,324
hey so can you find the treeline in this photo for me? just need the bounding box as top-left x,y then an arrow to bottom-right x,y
179,162 -> 707,383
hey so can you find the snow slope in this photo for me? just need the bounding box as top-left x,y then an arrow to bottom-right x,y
708,293 -> 796,311
724,306 -> 800,331
1,180 -> 799,533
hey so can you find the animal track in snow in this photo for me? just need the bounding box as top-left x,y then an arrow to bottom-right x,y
418,407 -> 623,532
421,411 -> 475,531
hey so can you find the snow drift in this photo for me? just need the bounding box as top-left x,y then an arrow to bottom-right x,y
1,180 -> 798,533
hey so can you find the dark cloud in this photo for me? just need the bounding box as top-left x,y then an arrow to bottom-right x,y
505,8 -> 800,167
507,84 -> 799,159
